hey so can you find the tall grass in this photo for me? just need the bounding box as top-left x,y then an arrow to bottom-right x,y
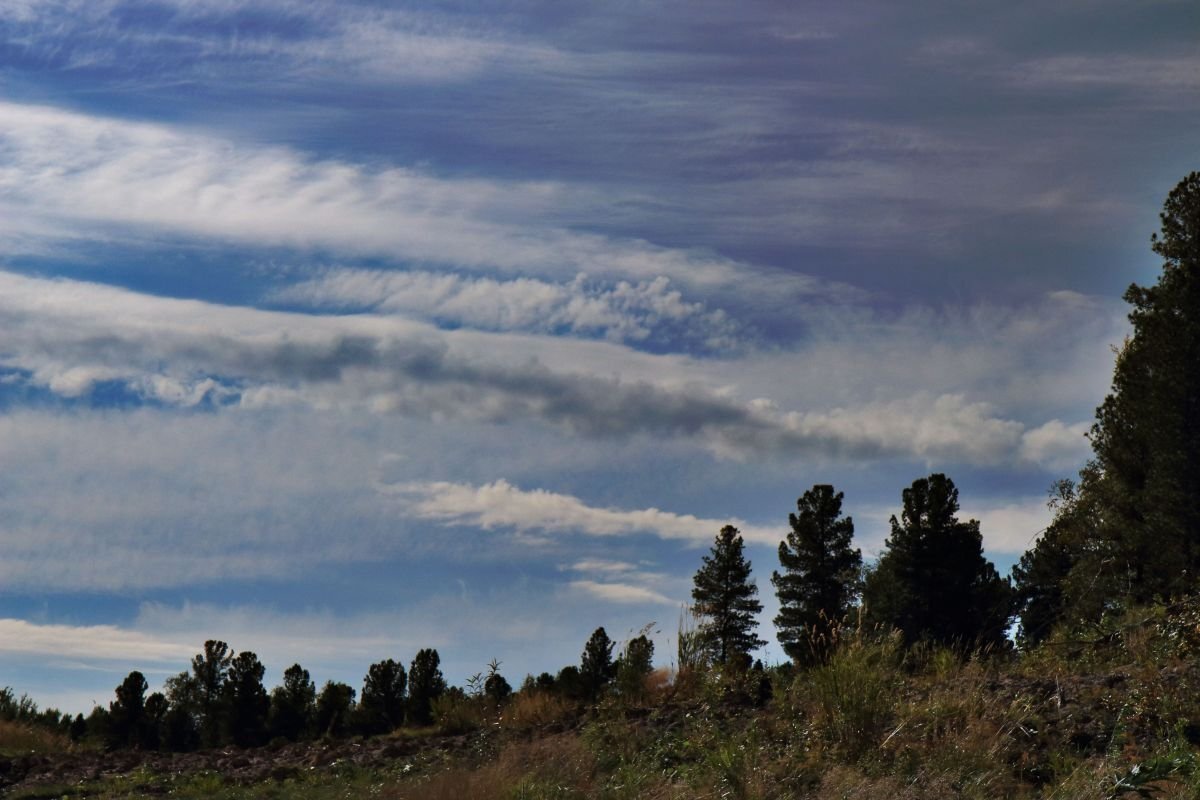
0,718 -> 71,754
793,628 -> 902,760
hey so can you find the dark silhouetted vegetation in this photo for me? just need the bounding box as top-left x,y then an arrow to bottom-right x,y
864,473 -> 1012,649
579,627 -> 615,702
773,483 -> 861,663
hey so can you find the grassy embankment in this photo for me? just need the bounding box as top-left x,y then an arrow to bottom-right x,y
11,603 -> 1200,799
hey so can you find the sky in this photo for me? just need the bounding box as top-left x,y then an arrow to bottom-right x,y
0,0 -> 1195,714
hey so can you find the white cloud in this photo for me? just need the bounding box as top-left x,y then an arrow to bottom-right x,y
964,498 -> 1053,555
1019,419 -> 1092,470
390,479 -> 781,546
0,619 -> 194,663
271,268 -> 744,352
568,580 -> 676,606
567,559 -> 641,575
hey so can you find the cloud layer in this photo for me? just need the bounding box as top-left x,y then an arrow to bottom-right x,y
0,270 -> 1099,467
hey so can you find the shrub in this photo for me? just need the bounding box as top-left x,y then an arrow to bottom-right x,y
795,628 -> 902,760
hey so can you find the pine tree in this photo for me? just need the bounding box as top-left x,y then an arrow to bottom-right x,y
268,664 -> 315,741
692,525 -> 766,665
615,635 -> 655,699
190,640 -> 233,747
407,649 -> 446,726
1011,474 -> 1110,646
772,484 -> 862,662
108,671 -> 148,749
360,659 -> 407,733
579,627 -> 615,701
1087,171 -> 1200,602
864,474 -> 1012,649
224,651 -> 269,748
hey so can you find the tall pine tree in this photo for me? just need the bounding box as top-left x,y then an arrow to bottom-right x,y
692,525 -> 765,665
864,474 -> 1011,649
772,484 -> 861,662
1087,171 -> 1200,603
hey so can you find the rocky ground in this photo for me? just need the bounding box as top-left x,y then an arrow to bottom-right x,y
0,729 -> 481,794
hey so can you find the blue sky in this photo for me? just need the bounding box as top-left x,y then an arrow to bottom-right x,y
0,0 -> 1194,713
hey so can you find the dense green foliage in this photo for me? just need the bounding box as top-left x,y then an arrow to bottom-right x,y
692,525 -> 765,665
772,484 -> 861,662
1012,172 -> 1200,636
1091,172 -> 1200,599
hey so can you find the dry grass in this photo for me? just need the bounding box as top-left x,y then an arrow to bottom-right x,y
501,691 -> 575,732
0,718 -> 71,754
383,733 -> 594,800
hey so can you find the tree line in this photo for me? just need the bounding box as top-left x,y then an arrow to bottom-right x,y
688,472 -> 1010,671
58,628 -> 661,751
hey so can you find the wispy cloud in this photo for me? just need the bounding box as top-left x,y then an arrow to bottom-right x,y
271,268 -> 746,353
561,559 -> 681,607
1,0 -> 564,85
0,101 -> 794,295
391,479 -> 780,546
0,619 -> 194,663
568,581 -> 676,606
1005,54 -> 1200,95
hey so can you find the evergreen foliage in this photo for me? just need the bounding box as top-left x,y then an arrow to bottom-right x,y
224,651 -> 269,748
108,671 -> 148,749
579,627 -> 615,701
1087,171 -> 1200,603
692,525 -> 766,665
555,665 -> 584,701
615,634 -> 654,698
314,681 -> 356,738
484,672 -> 512,707
1012,173 -> 1200,637
1012,475 -> 1104,646
407,649 -> 447,726
268,664 -> 316,742
162,670 -> 201,751
190,640 -> 233,748
772,484 -> 862,662
864,474 -> 1012,649
359,658 -> 407,734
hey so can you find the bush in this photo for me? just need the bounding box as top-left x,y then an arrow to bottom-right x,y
433,689 -> 484,735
